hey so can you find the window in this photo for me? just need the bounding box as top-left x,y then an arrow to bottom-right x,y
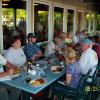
96,14 -> 100,31
2,8 -> 14,30
67,9 -> 74,32
91,14 -> 94,32
2,0 -> 26,49
85,13 -> 89,31
34,3 -> 48,42
16,8 -> 26,45
54,7 -> 63,39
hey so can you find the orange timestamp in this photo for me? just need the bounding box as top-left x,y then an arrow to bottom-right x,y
85,86 -> 100,92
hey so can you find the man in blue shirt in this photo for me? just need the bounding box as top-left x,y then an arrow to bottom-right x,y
23,33 -> 43,61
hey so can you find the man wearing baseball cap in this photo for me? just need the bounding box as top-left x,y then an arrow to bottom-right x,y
79,39 -> 98,76
23,33 -> 43,61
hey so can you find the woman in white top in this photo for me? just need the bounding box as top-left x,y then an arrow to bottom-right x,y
4,36 -> 26,67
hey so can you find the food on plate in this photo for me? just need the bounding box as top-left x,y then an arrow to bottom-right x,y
51,66 -> 62,73
13,68 -> 20,75
29,78 -> 45,86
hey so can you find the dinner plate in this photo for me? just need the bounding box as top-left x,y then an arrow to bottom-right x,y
51,66 -> 63,73
29,78 -> 46,87
12,74 -> 20,78
0,76 -> 12,81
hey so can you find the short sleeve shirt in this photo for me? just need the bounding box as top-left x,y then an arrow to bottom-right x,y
4,47 -> 26,67
66,61 -> 82,88
79,48 -> 98,76
0,54 -> 7,65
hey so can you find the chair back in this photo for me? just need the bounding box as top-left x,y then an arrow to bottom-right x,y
77,65 -> 100,92
90,65 -> 100,85
77,68 -> 92,92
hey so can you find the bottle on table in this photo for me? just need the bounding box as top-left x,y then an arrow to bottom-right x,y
27,62 -> 32,73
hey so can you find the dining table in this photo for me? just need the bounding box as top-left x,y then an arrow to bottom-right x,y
0,58 -> 66,99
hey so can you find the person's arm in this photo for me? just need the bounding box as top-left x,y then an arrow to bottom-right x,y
36,44 -> 43,57
31,51 -> 43,61
55,48 -> 61,51
4,50 -> 17,69
65,64 -> 73,85
5,61 -> 17,69
0,69 -> 14,78
37,51 -> 43,57
0,54 -> 17,69
66,74 -> 72,85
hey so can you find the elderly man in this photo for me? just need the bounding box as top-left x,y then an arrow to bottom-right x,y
23,33 -> 43,61
0,54 -> 20,100
79,39 -> 98,76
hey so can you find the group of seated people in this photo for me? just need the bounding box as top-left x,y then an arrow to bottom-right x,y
0,33 -> 43,100
45,30 -> 99,89
0,29 -> 99,100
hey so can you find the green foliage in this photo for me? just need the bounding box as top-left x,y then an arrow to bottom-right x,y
2,8 -> 26,28
96,14 -> 100,30
16,9 -> 26,20
54,12 -> 63,31
2,8 -> 13,20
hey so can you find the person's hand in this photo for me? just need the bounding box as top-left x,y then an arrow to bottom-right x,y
15,67 -> 21,73
32,56 -> 35,61
36,52 -> 40,57
6,69 -> 14,76
32,55 -> 37,61
37,51 -> 42,57
14,67 -> 20,70
55,48 -> 61,51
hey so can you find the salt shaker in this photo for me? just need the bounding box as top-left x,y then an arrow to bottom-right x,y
60,62 -> 64,68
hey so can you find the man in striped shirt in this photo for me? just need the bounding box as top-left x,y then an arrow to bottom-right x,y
23,33 -> 43,61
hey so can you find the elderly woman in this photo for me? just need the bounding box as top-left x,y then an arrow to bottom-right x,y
44,36 -> 64,57
4,36 -> 26,67
64,47 -> 82,88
